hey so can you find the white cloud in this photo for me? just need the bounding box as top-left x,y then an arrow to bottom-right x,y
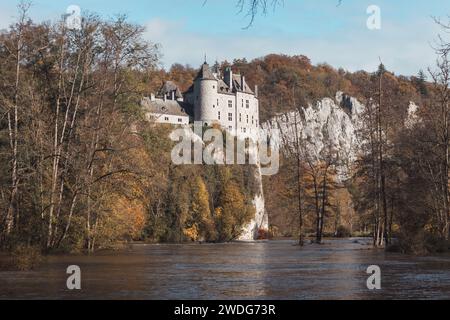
144,17 -> 443,76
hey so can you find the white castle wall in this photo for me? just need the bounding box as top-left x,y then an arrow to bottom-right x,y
146,113 -> 189,125
195,78 -> 218,124
196,88 -> 259,138
235,91 -> 259,139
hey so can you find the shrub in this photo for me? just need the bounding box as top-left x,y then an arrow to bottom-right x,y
335,225 -> 352,238
257,228 -> 269,240
11,245 -> 43,271
424,234 -> 450,253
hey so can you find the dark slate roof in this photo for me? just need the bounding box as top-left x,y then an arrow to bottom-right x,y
141,97 -> 193,118
195,62 -> 216,81
232,74 -> 254,94
187,63 -> 256,96
185,84 -> 194,94
158,81 -> 183,99
217,79 -> 231,94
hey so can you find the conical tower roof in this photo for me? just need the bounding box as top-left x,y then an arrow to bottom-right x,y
195,62 -> 216,80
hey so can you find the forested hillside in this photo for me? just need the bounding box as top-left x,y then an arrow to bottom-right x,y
1,3 -> 449,259
0,8 -> 257,258
232,55 -> 448,253
154,54 -> 447,253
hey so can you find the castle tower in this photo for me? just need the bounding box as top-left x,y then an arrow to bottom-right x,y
194,62 -> 218,126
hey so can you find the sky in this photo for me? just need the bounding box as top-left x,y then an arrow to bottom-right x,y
0,0 -> 449,76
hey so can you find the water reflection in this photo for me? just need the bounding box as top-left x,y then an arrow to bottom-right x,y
0,239 -> 449,299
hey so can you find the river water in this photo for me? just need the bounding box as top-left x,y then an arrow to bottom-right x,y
0,238 -> 449,300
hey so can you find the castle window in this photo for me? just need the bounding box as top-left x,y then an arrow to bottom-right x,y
228,100 -> 232,108
228,113 -> 232,121
246,100 -> 250,109
256,120 -> 258,127
213,105 -> 215,108
242,99 -> 244,107
239,113 -> 242,122
243,128 -> 247,133
246,115 -> 249,123
229,126 -> 232,131
164,117 -> 169,121
218,111 -> 221,120
252,116 -> 254,124
217,99 -> 219,106
178,118 -> 182,123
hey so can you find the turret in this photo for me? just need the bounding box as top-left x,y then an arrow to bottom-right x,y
194,62 -> 218,124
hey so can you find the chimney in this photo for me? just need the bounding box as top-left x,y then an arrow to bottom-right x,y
241,76 -> 245,91
224,67 -> 233,89
163,94 -> 166,102
255,85 -> 258,98
151,93 -> 155,101
171,91 -> 175,101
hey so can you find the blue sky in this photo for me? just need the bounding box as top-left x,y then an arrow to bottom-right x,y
0,0 -> 449,75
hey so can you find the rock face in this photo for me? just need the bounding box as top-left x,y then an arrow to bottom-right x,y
238,164 -> 268,241
244,92 -> 420,240
239,92 -> 366,240
262,92 -> 365,180
405,101 -> 421,129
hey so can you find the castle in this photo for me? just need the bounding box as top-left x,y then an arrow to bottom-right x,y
141,62 -> 268,240
142,62 -> 260,139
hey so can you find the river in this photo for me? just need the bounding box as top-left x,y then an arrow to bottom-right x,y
0,238 -> 449,299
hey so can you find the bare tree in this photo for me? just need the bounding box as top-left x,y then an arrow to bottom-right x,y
2,1 -> 31,236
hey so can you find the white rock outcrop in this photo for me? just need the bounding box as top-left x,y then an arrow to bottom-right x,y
263,92 -> 365,180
